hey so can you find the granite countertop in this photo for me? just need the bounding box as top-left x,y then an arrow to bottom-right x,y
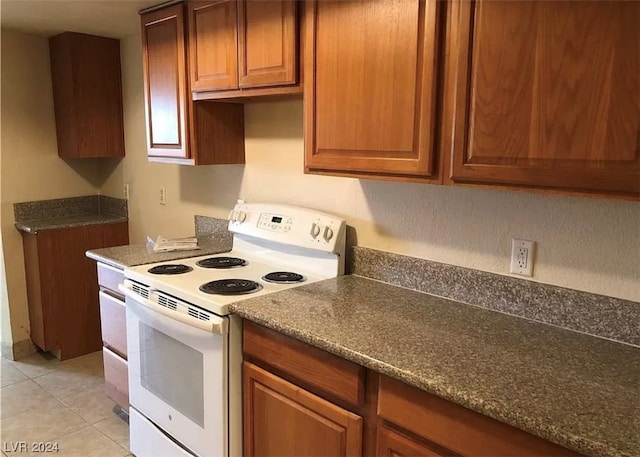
86,238 -> 232,269
16,214 -> 129,234
230,275 -> 639,457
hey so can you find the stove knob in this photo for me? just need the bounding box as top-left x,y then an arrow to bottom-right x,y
228,210 -> 237,222
237,211 -> 247,223
323,226 -> 334,241
310,223 -> 321,238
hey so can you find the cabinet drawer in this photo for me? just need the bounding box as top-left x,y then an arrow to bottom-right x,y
99,290 -> 127,358
103,346 -> 129,410
243,321 -> 365,407
97,262 -> 124,297
378,375 -> 580,457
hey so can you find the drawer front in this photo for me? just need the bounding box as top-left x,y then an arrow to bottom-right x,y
378,375 -> 581,457
243,321 -> 365,407
97,262 -> 124,297
103,346 -> 129,410
99,290 -> 127,358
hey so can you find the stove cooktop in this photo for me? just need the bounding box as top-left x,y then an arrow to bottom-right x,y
124,251 -> 324,316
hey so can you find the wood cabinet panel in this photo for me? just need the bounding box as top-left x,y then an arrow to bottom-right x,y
49,33 -> 125,158
304,0 -> 441,179
141,4 -> 188,159
244,362 -> 363,457
21,222 -> 129,360
189,0 -> 238,91
377,425 -> 453,457
141,4 -> 245,165
243,321 -> 365,407
238,0 -> 297,88
378,375 -> 581,457
447,0 -> 640,196
103,346 -> 129,410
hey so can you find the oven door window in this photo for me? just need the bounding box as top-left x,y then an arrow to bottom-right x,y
139,321 -> 204,427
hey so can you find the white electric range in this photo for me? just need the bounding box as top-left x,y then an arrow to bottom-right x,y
119,202 -> 346,457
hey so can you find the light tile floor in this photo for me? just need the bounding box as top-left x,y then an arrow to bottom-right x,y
0,350 -> 130,457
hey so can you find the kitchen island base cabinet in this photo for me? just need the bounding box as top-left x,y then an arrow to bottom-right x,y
243,362 -> 363,457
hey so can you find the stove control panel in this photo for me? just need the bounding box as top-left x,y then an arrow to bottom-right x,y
228,202 -> 346,254
257,213 -> 293,233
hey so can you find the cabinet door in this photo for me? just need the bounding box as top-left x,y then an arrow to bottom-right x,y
243,362 -> 363,457
447,0 -> 640,197
304,0 -> 441,179
188,0 -> 238,91
141,4 -> 189,159
238,0 -> 297,88
377,425 -> 452,457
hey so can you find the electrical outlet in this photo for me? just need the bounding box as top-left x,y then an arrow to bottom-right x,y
159,187 -> 166,205
510,239 -> 535,277
123,184 -> 130,200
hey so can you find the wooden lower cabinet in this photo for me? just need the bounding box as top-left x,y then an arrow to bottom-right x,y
242,323 -> 584,457
21,222 -> 128,360
377,425 -> 451,457
243,362 -> 363,457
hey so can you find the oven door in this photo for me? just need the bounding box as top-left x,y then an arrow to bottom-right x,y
121,281 -> 228,457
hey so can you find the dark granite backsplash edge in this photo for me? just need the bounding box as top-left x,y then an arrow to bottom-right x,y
13,195 -> 127,222
350,246 -> 639,346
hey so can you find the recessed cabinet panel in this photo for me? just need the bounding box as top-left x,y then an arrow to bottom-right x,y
238,0 -> 297,88
142,6 -> 188,158
305,0 -> 440,178
243,362 -> 363,457
448,0 -> 640,196
189,0 -> 238,91
142,3 -> 245,165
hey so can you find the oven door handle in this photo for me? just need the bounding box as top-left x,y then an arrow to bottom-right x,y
118,282 -> 227,335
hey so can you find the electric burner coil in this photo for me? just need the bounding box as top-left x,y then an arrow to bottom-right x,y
199,279 -> 262,295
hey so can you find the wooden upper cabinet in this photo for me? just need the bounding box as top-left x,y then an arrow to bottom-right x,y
304,0 -> 442,180
238,0 -> 297,88
446,0 -> 640,197
49,33 -> 125,158
189,0 -> 238,91
141,3 -> 245,165
141,4 -> 189,159
189,0 -> 298,94
243,362 -> 363,457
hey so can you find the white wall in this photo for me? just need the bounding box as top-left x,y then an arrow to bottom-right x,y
101,35 -> 640,302
0,29 -> 102,349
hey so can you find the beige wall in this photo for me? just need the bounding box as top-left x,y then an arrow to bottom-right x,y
0,29 -> 103,348
101,35 -> 640,303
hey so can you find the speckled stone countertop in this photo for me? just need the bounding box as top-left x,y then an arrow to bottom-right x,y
86,238 -> 232,269
16,214 -> 128,234
230,276 -> 639,457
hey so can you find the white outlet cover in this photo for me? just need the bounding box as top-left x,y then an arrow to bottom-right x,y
510,239 -> 535,277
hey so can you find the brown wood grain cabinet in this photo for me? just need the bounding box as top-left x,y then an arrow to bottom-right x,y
377,375 -> 582,457
243,322 -> 584,457
49,33 -> 125,158
444,0 -> 640,197
21,222 -> 129,361
141,3 -> 245,165
304,0 -> 442,181
188,0 -> 298,97
244,362 -> 363,457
